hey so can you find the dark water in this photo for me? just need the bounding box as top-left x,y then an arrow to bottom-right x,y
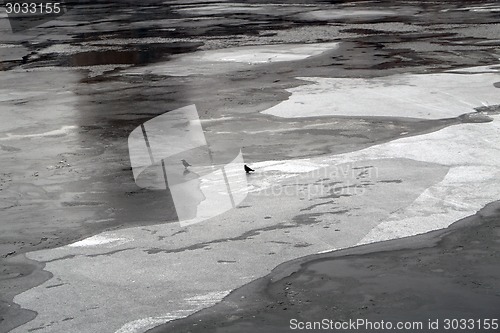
68,43 -> 203,66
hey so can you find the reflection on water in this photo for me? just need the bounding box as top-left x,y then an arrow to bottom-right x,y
128,104 -> 249,226
71,50 -> 155,66
69,42 -> 203,67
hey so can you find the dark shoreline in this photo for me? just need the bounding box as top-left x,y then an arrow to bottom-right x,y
148,200 -> 500,333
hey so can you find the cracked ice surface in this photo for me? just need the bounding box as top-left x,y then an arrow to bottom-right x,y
12,66 -> 500,333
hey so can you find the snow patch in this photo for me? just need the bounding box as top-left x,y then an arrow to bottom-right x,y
68,235 -> 131,248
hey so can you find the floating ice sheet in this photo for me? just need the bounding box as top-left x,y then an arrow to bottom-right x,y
262,68 -> 500,119
123,42 -> 339,76
12,66 -> 500,333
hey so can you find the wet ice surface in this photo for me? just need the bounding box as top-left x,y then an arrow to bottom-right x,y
1,1 -> 500,333
9,65 -> 500,333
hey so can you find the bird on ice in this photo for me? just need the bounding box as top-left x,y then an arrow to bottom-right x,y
181,159 -> 191,169
244,164 -> 255,174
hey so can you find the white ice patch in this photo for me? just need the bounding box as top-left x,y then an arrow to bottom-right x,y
441,4 -> 500,13
0,125 -> 77,141
114,310 -> 196,333
199,42 -> 339,64
68,235 -> 131,248
446,65 -> 500,73
184,290 -> 231,306
113,290 -> 231,333
317,248 -> 339,254
356,147 -> 500,244
123,42 -> 339,76
199,116 -> 236,123
261,69 -> 500,119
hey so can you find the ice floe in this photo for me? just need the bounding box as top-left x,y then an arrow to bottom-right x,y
198,42 -> 339,64
123,42 -> 339,76
11,65 -> 500,333
262,66 -> 500,119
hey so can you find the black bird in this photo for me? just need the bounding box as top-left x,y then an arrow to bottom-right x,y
181,159 -> 191,169
244,164 -> 255,174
